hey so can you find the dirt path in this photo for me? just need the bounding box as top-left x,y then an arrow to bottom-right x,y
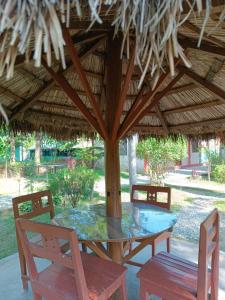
173,190 -> 225,251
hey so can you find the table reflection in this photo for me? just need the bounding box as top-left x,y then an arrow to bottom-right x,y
54,202 -> 177,242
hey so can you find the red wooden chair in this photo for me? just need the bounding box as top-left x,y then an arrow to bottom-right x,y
131,185 -> 172,257
16,218 -> 127,300
12,190 -> 69,289
137,209 -> 220,300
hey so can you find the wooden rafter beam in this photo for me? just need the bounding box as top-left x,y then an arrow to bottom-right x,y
155,103 -> 169,135
118,58 -> 183,139
183,1 -> 225,15
163,99 -> 223,115
178,66 -> 225,103
120,71 -> 184,138
180,38 -> 225,56
0,86 -> 23,105
118,73 -> 171,139
125,83 -> 197,102
111,45 -> 135,141
165,83 -> 197,95
171,116 -> 225,131
10,81 -> 53,120
118,84 -> 146,139
184,21 -> 225,48
205,58 -> 224,82
144,78 -> 169,134
42,59 -> 102,137
10,38 -> 104,120
15,31 -> 106,67
35,98 -> 224,117
35,101 -> 77,111
16,68 -> 43,83
63,28 -> 108,140
134,72 -> 184,124
68,20 -> 112,31
71,31 -> 106,46
134,116 -> 225,133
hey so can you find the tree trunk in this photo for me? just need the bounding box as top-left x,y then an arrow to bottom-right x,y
10,133 -> 16,163
35,132 -> 41,164
128,134 -> 138,190
208,162 -> 211,181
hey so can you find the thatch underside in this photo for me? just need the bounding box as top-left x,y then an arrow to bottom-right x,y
1,2 -> 225,140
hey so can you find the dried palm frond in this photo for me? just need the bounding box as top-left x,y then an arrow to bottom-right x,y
0,0 -> 222,87
0,102 -> 9,124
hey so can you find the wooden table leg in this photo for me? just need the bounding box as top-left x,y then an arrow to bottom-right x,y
108,241 -> 123,264
108,242 -> 124,300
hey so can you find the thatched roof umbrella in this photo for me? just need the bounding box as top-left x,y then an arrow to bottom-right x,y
1,1 -> 225,229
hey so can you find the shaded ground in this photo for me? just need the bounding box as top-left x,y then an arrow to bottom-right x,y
1,239 -> 225,300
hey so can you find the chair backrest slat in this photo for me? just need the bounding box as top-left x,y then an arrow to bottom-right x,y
131,185 -> 171,210
197,209 -> 220,300
16,219 -> 89,300
12,190 -> 55,220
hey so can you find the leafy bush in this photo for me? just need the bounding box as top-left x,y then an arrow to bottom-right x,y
137,136 -> 187,184
19,201 -> 33,213
213,164 -> 225,183
48,166 -> 99,207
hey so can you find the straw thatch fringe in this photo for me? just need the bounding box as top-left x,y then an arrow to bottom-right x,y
0,0 -> 222,85
8,119 -> 98,141
0,102 -> 8,124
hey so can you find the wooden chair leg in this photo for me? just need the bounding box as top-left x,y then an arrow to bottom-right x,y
129,242 -> 132,254
33,293 -> 42,300
18,249 -> 28,289
81,243 -> 87,252
140,283 -> 148,300
120,277 -> 127,300
152,242 -> 156,257
211,281 -> 218,300
167,237 -> 171,253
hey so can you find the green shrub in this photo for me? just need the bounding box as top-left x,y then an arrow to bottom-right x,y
48,166 -> 99,207
213,164 -> 225,183
19,201 -> 33,213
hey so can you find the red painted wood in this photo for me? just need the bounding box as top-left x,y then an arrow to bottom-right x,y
12,191 -> 69,289
178,66 -> 225,104
42,59 -> 103,137
16,219 -> 127,300
131,185 -> 171,210
137,209 -> 220,300
63,28 -> 108,140
131,71 -> 184,131
129,185 -> 172,262
112,44 -> 135,141
119,63 -> 183,139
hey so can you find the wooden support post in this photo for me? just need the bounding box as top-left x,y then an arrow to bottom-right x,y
105,32 -> 122,218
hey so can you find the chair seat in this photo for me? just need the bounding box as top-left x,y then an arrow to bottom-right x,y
137,252 -> 211,299
35,252 -> 127,300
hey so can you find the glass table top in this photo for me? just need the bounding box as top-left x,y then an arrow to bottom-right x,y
53,202 -> 177,242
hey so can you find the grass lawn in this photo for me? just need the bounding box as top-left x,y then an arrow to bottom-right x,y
0,183 -> 193,260
0,207 -> 63,259
214,200 -> 225,213
1,170 -> 224,259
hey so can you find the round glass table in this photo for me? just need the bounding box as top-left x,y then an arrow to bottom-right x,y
53,202 -> 177,264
